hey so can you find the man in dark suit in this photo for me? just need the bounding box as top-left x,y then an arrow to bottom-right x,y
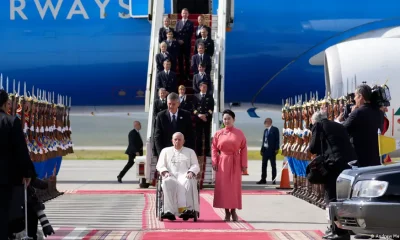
165,31 -> 179,72
0,90 -> 36,239
155,60 -> 178,95
191,43 -> 212,76
192,63 -> 213,95
193,82 -> 214,156
337,84 -> 383,167
257,118 -> 280,184
155,42 -> 172,73
194,28 -> 214,57
310,111 -> 356,240
178,85 -> 194,113
195,15 -> 211,39
153,88 -> 168,118
175,8 -> 194,78
154,92 -> 194,156
117,121 -> 143,183
159,16 -> 176,43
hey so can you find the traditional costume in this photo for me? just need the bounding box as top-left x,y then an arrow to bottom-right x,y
211,126 -> 247,209
156,146 -> 200,218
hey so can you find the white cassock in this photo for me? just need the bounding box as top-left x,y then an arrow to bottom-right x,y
156,146 -> 200,215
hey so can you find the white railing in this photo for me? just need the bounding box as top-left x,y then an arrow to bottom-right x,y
143,0 -> 164,182
142,0 -> 228,185
144,0 -> 164,113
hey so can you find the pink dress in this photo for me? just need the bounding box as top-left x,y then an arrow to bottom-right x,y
212,126 -> 248,209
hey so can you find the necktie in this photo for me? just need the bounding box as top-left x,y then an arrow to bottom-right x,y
264,129 -> 269,147
200,54 -> 203,61
172,114 -> 177,130
200,73 -> 204,79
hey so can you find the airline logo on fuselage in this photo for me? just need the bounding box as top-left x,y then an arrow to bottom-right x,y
10,0 -> 131,20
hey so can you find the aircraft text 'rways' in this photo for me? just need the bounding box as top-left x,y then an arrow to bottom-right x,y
10,0 -> 131,20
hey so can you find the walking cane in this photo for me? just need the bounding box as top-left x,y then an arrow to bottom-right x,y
21,181 -> 33,240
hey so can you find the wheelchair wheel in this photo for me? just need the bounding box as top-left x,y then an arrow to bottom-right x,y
156,179 -> 164,221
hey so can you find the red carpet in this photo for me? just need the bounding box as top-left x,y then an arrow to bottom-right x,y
143,193 -> 254,230
162,195 -> 232,229
142,231 -> 274,240
141,230 -> 324,240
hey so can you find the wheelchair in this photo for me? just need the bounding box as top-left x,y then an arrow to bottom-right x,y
155,173 -> 200,222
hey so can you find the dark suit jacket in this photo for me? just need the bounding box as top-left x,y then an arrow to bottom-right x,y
195,25 -> 211,39
0,110 -> 36,184
179,95 -> 194,113
125,129 -> 143,156
194,38 -> 215,57
310,119 -> 357,172
155,71 -> 178,94
153,98 -> 168,117
191,53 -> 212,75
155,52 -> 172,73
192,73 -> 213,95
342,104 -> 383,167
165,39 -> 180,59
175,19 -> 194,47
193,93 -> 214,122
154,109 -> 194,155
158,27 -> 176,43
260,126 -> 280,157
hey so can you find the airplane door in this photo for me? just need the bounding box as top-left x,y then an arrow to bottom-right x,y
174,0 -> 210,14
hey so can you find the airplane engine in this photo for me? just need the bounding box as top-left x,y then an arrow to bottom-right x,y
324,38 -> 400,155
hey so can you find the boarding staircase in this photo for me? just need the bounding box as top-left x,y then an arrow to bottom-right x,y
139,0 -> 231,189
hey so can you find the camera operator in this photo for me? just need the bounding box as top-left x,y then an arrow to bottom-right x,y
335,84 -> 384,167
343,93 -> 355,121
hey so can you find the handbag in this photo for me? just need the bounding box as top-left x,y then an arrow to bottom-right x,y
306,124 -> 330,184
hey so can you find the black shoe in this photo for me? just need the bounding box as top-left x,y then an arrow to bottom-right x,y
323,233 -> 350,240
354,235 -> 375,239
179,209 -> 194,219
161,212 -> 176,221
272,180 -> 276,185
325,226 -> 332,235
256,180 -> 267,184
117,176 -> 122,183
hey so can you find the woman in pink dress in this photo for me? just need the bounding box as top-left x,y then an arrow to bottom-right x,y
211,109 -> 248,221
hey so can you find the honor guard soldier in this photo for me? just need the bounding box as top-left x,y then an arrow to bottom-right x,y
193,82 -> 214,156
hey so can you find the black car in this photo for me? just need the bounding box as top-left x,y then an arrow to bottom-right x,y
330,161 -> 400,236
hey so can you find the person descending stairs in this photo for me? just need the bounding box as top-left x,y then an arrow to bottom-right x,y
168,11 -> 214,189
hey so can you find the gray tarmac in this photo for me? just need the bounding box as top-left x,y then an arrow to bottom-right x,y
54,160 -> 327,233
68,104 -> 284,148
44,160 -> 396,239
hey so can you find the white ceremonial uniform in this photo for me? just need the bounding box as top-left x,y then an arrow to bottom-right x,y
156,146 -> 200,215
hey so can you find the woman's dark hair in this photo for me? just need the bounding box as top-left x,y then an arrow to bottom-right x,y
222,109 -> 235,119
0,89 -> 8,107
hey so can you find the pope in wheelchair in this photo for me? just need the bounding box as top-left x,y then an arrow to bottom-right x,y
156,132 -> 200,221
